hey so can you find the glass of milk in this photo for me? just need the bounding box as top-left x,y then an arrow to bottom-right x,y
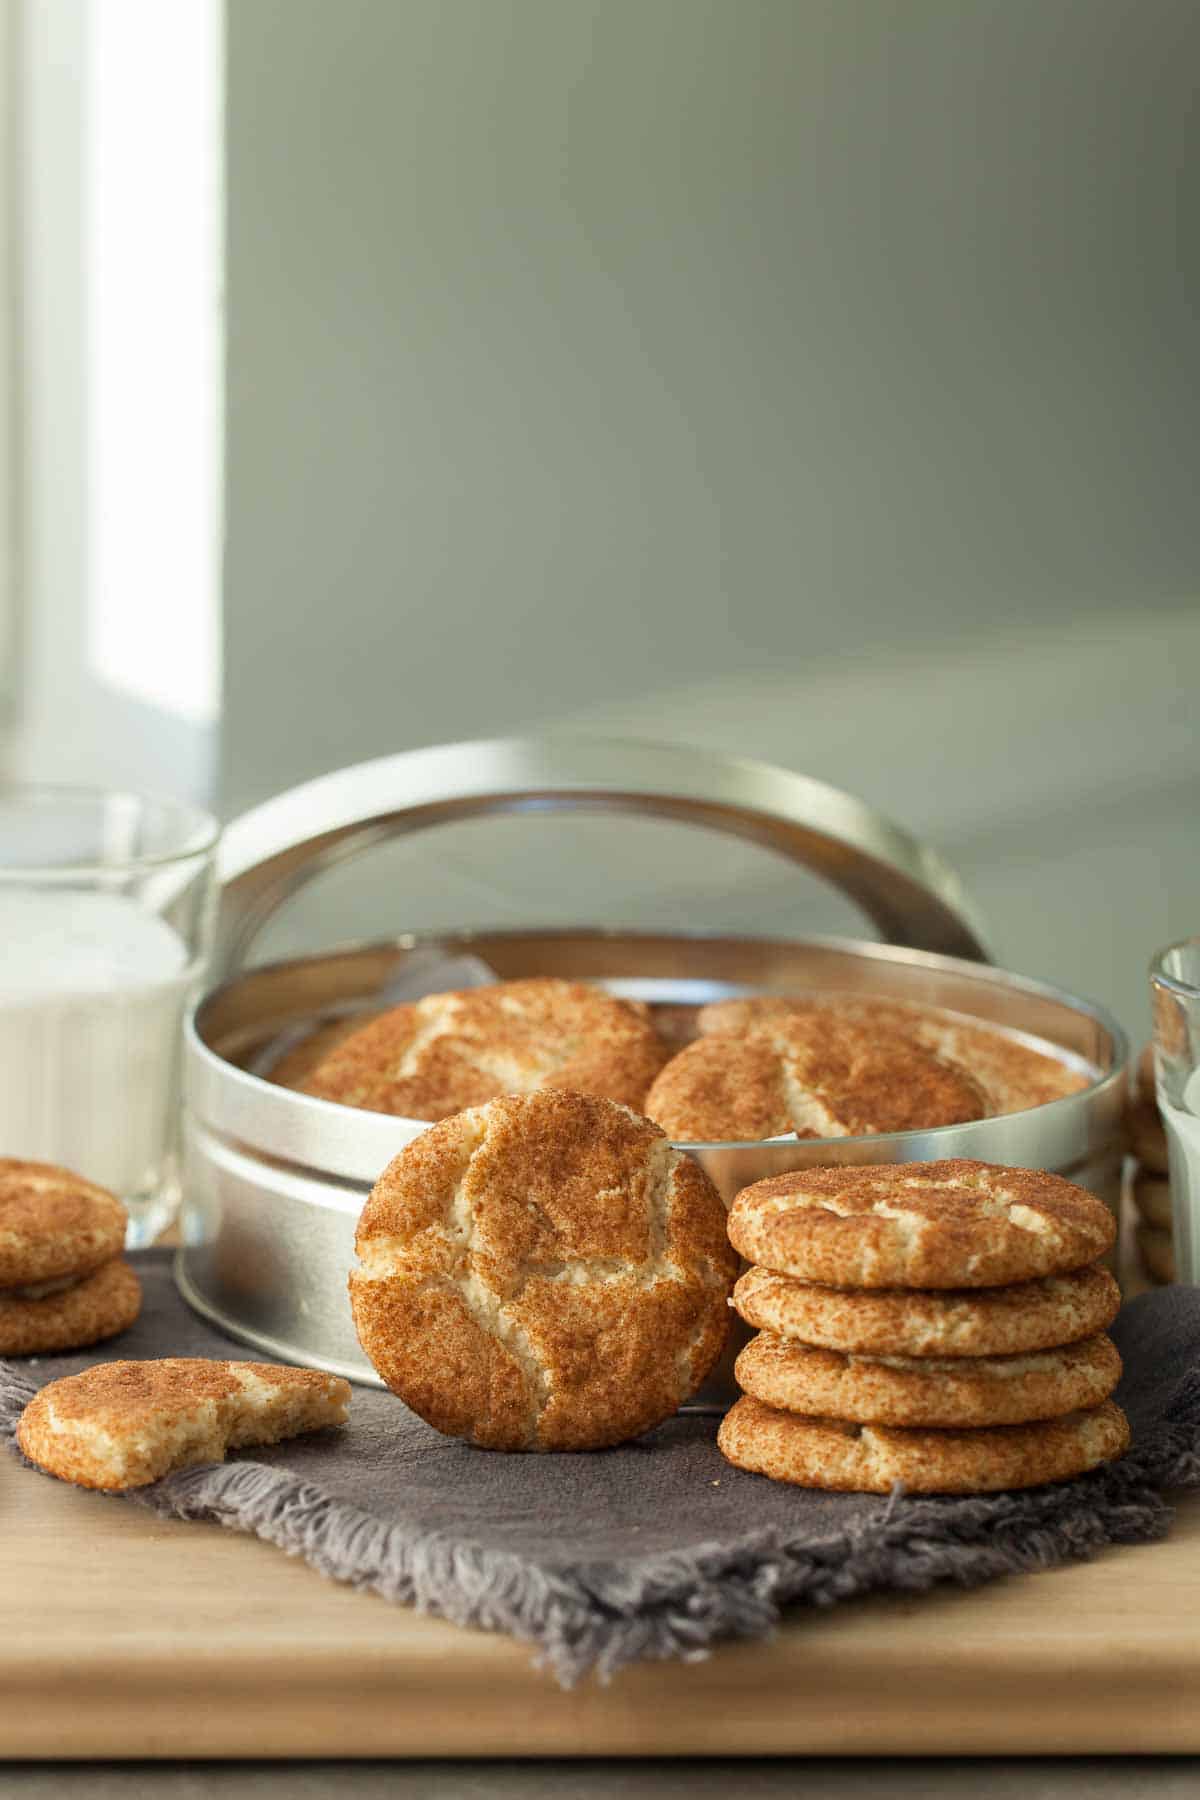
1150,938 -> 1200,1285
0,787 -> 218,1245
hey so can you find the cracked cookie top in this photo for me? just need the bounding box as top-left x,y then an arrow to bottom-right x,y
696,994 -> 1088,1119
643,1012 -> 987,1143
726,1159 -> 1116,1289
349,1088 -> 737,1450
300,978 -> 670,1121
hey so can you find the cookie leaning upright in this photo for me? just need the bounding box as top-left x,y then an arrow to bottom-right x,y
1127,1044 -> 1175,1286
349,1089 -> 737,1451
726,1159 -> 1116,1289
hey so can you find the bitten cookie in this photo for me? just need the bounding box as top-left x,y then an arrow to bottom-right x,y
349,1089 -> 737,1451
727,1160 -> 1117,1289
643,1013 -> 987,1142
0,1159 -> 127,1287
731,1262 -> 1121,1357
717,1394 -> 1130,1494
734,1330 -> 1122,1428
0,1260 -> 142,1355
16,1359 -> 351,1490
697,994 -> 1088,1116
301,978 -> 670,1120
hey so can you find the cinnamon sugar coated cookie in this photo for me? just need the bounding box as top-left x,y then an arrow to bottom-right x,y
268,1015 -> 375,1089
1131,1172 -> 1173,1231
734,1330 -> 1122,1428
731,1262 -> 1121,1357
717,1394 -> 1130,1493
349,1089 -> 737,1450
698,994 -> 1087,1118
0,1259 -> 141,1355
1138,1223 -> 1176,1285
727,1160 -> 1116,1289
16,1359 -> 351,1490
0,1159 -> 127,1287
643,1012 -> 987,1142
1127,1093 -> 1169,1174
301,978 -> 670,1120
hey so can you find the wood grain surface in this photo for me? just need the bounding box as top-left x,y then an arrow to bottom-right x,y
3,1435 -> 1198,1760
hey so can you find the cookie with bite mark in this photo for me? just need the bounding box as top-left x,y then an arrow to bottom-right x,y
17,1358 -> 351,1490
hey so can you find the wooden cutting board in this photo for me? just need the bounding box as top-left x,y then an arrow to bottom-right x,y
4,1437 -> 1198,1760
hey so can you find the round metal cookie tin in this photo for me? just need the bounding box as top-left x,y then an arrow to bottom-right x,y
177,739 -> 1128,1394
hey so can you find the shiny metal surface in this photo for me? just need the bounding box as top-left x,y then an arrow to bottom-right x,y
180,928 -> 1128,1391
213,737 -> 991,971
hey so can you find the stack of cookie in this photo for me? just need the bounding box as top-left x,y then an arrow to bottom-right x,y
1128,1046 -> 1174,1285
717,1159 -> 1129,1494
0,1158 -> 141,1355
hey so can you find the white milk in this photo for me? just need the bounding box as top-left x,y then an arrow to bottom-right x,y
1161,1064 -> 1200,1285
0,889 -> 193,1231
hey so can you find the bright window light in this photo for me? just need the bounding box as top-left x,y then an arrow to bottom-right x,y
86,0 -> 222,726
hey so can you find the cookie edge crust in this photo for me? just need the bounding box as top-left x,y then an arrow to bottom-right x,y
733,1330 -> 1123,1428
717,1394 -> 1131,1494
726,1162 -> 1117,1289
730,1264 -> 1122,1357
0,1260 -> 142,1355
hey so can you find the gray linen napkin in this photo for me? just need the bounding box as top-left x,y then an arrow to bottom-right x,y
4,1250 -> 1200,1686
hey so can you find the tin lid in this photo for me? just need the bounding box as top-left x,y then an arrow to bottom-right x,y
215,737 -> 989,974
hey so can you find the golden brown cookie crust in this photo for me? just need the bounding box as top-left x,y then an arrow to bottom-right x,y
349,1089 -> 737,1451
16,1358 -> 351,1490
643,1012 -> 987,1143
1131,1172 -> 1172,1230
727,1160 -> 1117,1289
731,1262 -> 1121,1357
268,1015 -> 375,1089
1137,1222 -> 1175,1285
301,978 -> 670,1120
0,1260 -> 141,1355
717,1393 -> 1130,1493
734,1329 -> 1122,1428
698,994 -> 1087,1118
1127,1093 -> 1169,1174
0,1160 -> 127,1287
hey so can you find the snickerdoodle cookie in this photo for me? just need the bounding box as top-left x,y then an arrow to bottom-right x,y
1137,1223 -> 1176,1285
717,1393 -> 1130,1494
734,1329 -> 1121,1428
731,1261 -> 1120,1357
726,1160 -> 1116,1289
1132,1172 -> 1173,1231
16,1359 -> 351,1491
0,1159 -> 127,1288
698,994 -> 1087,1117
643,1013 -> 987,1142
1127,1093 -> 1170,1174
0,1259 -> 141,1355
349,1089 -> 737,1451
301,978 -> 670,1120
